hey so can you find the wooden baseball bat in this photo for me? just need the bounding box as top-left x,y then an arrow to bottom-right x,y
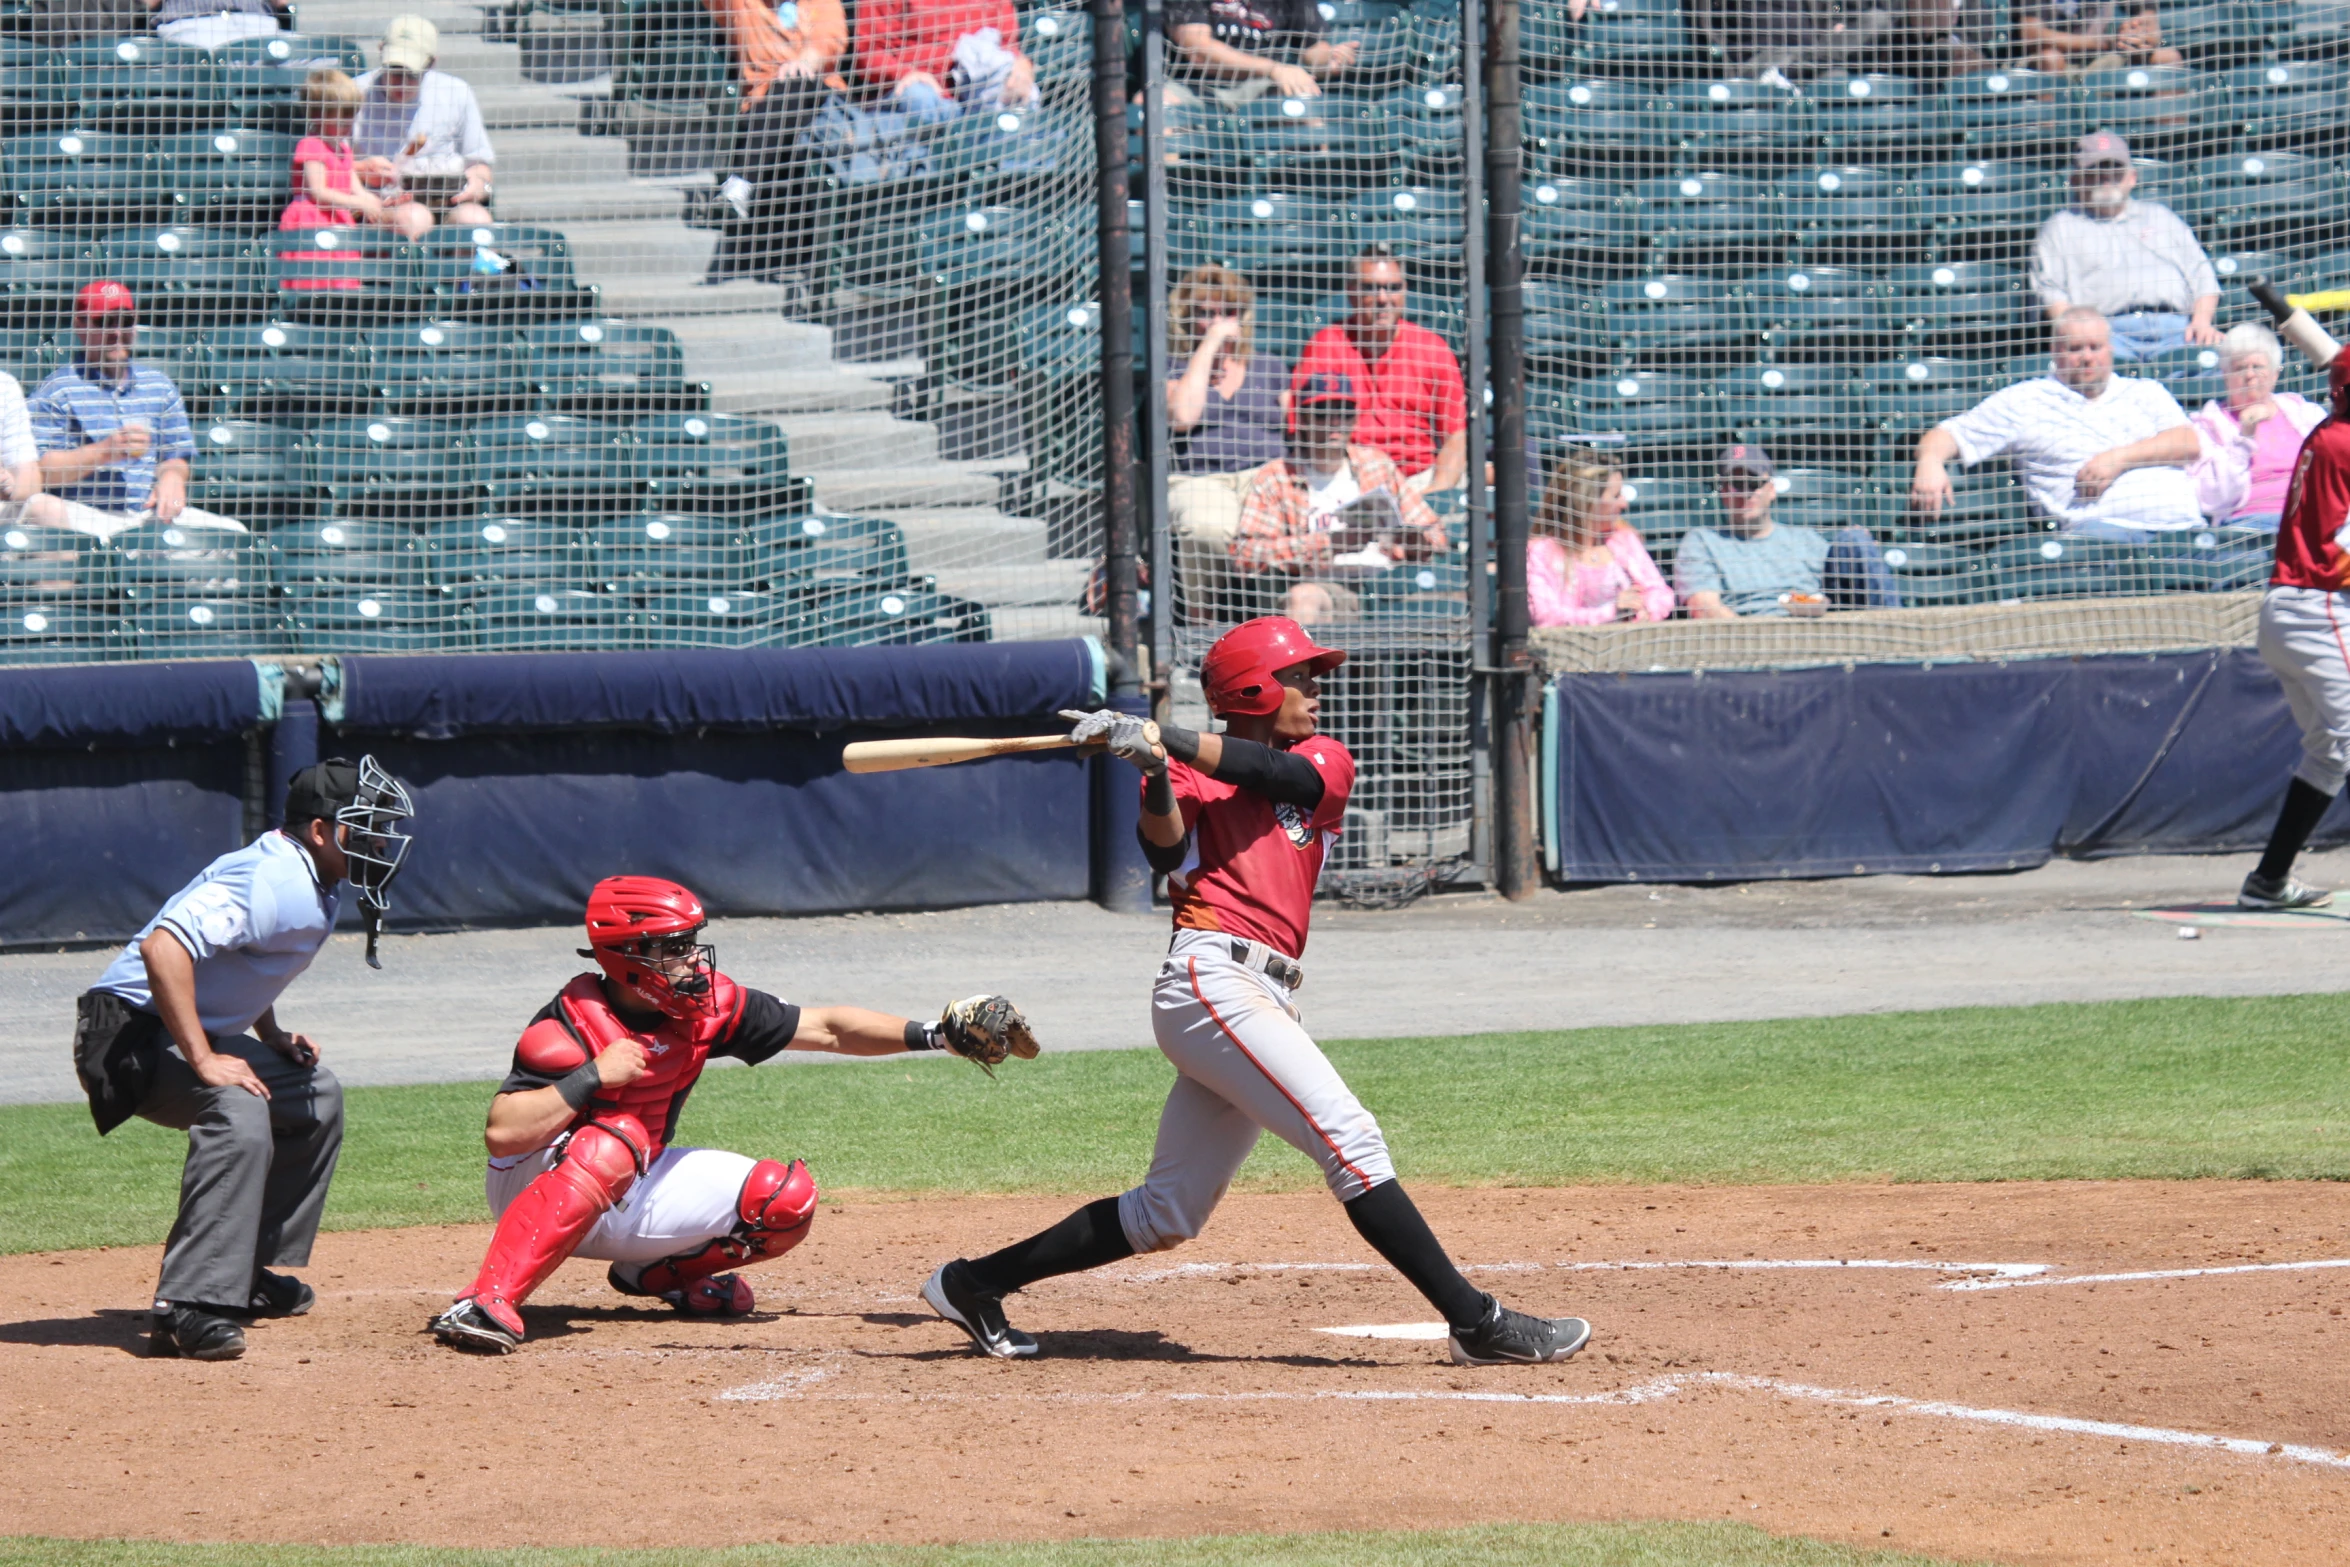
841,734 -> 1089,774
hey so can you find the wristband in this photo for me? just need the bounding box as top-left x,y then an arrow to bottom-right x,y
905,1019 -> 943,1052
1143,769 -> 1176,817
555,1059 -> 602,1112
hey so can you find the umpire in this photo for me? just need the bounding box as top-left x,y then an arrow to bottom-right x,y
72,756 -> 416,1360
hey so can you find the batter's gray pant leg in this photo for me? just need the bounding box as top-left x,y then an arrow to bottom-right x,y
136,1035 -> 345,1311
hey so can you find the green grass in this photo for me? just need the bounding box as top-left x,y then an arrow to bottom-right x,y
0,1522 -> 1981,1567
7,992 -> 2350,1256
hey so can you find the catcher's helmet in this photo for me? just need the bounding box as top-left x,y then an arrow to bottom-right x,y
1200,615 -> 1346,717
583,875 -> 717,1020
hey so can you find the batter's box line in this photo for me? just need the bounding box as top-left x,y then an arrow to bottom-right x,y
1940,1256 -> 2350,1291
1104,1259 -> 2051,1285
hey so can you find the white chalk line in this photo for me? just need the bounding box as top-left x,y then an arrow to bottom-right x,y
1944,1257 -> 2350,1292
1109,1258 -> 2051,1285
709,1364 -> 2350,1470
1318,1322 -> 1451,1340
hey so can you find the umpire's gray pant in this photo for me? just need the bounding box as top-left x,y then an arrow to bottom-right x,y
136,1035 -> 344,1312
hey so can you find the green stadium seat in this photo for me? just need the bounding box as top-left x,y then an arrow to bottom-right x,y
119,322 -> 214,418
1355,551 -> 1470,622
1523,277 -> 1592,371
1910,159 -> 2055,261
0,227 -> 85,312
932,106 -> 1086,199
1664,79 -> 1806,172
1021,9 -> 1090,79
4,128 -> 166,229
1350,184 -> 1463,274
2162,0 -> 2285,67
1616,472 -> 1711,559
126,592 -> 283,655
270,517 -> 427,593
458,580 -> 637,650
0,599 -> 116,662
1878,538 -> 1995,604
2208,247 -> 2309,294
2148,526 -> 2272,590
269,225 -> 424,322
522,319 -> 695,414
414,222 -> 594,323
1716,361 -> 1870,467
1766,465 -> 1875,531
309,416 -> 475,520
637,411 -> 801,518
1943,70 -> 2073,161
1882,261 -> 2032,354
65,36 -> 219,137
2223,60 -> 2346,154
1237,93 -> 1393,191
1175,193 -> 1350,282
1866,354 -> 1993,426
1563,370 -> 1717,465
1875,458 -> 2036,544
1808,74 -> 1934,162
638,586 -> 787,648
1593,272 -> 1747,358
2077,65 -> 2215,160
0,43 -> 68,141
473,413 -> 637,516
1392,83 -> 1462,183
2132,346 -> 2227,407
186,418 -> 308,527
1777,164 -> 1921,265
364,320 -> 529,417
1564,0 -> 1703,76
1525,80 -> 1672,180
0,517 -> 97,598
212,34 -> 366,133
1523,191 -> 1640,282
1633,171 -> 1785,270
758,510 -> 909,591
162,128 -> 298,228
597,510 -> 746,584
208,320 -> 369,421
1988,532 -> 2143,599
287,587 -> 449,653
430,515 -> 596,588
786,582 -> 988,648
2182,151 -> 2342,254
96,226 -> 266,328
0,322 -> 58,385
1743,264 -> 1883,353
114,515 -> 261,597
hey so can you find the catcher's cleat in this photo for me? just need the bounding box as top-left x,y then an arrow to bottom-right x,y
432,1296 -> 523,1354
150,1304 -> 246,1361
608,1261 -> 756,1317
2239,873 -> 2332,910
248,1269 -> 314,1318
1447,1296 -> 1592,1367
922,1261 -> 1038,1359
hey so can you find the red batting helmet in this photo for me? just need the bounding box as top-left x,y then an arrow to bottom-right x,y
2331,348 -> 2350,413
1200,615 -> 1346,717
582,875 -> 717,1019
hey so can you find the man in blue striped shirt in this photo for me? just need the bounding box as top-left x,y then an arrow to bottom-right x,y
29,281 -> 239,540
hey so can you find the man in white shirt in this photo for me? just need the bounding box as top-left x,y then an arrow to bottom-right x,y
74,758 -> 414,1361
1911,306 -> 2203,538
353,16 -> 495,227
2031,131 -> 2222,361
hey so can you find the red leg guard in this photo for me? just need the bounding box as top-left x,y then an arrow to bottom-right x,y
459,1116 -> 649,1330
635,1158 -> 817,1314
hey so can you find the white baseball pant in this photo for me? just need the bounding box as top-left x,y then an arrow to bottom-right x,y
1117,929 -> 1397,1254
484,1143 -> 755,1265
2259,586 -> 2350,797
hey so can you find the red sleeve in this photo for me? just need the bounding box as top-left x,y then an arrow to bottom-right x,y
293,135 -> 332,168
855,0 -> 915,85
1426,332 -> 1466,440
1295,738 -> 1355,832
1162,757 -> 1208,834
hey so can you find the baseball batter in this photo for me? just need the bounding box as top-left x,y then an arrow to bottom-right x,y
2242,353 -> 2350,909
921,616 -> 1590,1366
432,874 -> 1035,1353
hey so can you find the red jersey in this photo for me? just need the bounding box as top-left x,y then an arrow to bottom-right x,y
1162,736 -> 1355,959
2273,414 -> 2350,592
854,0 -> 1021,90
1291,320 -> 1466,477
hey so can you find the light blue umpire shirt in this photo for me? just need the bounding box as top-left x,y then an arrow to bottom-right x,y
94,831 -> 341,1040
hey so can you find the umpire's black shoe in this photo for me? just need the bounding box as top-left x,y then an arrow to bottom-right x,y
1447,1295 -> 1592,1366
922,1261 -> 1038,1359
248,1270 -> 314,1319
151,1304 -> 247,1361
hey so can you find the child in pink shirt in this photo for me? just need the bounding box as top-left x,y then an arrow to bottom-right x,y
280,69 -> 432,242
1528,450 -> 1672,626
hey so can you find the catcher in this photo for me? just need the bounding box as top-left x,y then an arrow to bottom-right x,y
431,874 -> 1034,1353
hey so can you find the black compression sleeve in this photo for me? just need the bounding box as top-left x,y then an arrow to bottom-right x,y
1139,827 -> 1191,874
554,1059 -> 602,1112
1210,737 -> 1325,809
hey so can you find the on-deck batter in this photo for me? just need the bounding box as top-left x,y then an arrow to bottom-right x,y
2241,352 -> 2350,910
919,615 -> 1591,1367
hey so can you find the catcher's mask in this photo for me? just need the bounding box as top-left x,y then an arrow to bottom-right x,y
285,754 -> 414,970
581,875 -> 717,1021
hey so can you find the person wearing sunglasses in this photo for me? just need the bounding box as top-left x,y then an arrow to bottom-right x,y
74,757 -> 417,1361
1292,246 -> 1468,498
350,17 -> 496,229
1675,444 -> 1836,620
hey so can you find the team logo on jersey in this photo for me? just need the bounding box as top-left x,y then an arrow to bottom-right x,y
1273,800 -> 1316,847
642,1038 -> 670,1057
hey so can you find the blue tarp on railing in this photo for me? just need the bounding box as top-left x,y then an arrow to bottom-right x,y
1546,648 -> 2350,882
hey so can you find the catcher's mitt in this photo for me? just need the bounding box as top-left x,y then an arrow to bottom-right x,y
938,994 -> 1040,1077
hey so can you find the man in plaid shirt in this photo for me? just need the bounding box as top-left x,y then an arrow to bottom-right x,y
1230,374 -> 1450,624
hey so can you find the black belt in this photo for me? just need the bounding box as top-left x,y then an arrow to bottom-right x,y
2112,304 -> 2179,317
1228,939 -> 1304,990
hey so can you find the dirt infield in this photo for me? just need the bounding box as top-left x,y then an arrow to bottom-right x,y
4,1182 -> 2347,1565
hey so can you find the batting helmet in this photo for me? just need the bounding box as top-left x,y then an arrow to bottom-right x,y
2331,348 -> 2350,414
583,875 -> 717,1019
1200,616 -> 1346,717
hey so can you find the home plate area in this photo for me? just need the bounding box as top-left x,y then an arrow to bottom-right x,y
4,1183 -> 2349,1565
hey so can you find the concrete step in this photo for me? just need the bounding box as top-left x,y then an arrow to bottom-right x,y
477,81 -> 599,132
807,467 -> 1002,511
491,129 -> 631,186
557,218 -> 713,283
883,505 -> 1052,568
987,606 -> 1104,642
930,561 -> 1090,607
293,0 -> 487,36
494,180 -> 684,225
763,410 -> 936,468
428,33 -> 528,88
651,312 -> 837,375
705,367 -> 898,414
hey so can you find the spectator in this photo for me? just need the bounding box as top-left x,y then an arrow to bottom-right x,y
352,19 -> 495,229
1675,444 -> 1835,619
1912,305 -> 2202,537
1293,246 -> 1467,496
31,282 -> 238,542
2032,131 -> 2219,360
1231,373 -> 1450,625
1168,265 -> 1288,546
1163,0 -> 1357,106
1528,448 -> 1671,627
282,69 -> 434,244
2018,0 -> 2179,76
702,0 -> 846,288
2190,322 -> 2326,529
855,0 -> 1037,125
149,0 -> 288,50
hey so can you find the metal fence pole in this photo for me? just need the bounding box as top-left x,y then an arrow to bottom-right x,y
1144,0 -> 1173,704
1484,0 -> 1535,899
1459,0 -> 1492,881
1092,0 -> 1140,676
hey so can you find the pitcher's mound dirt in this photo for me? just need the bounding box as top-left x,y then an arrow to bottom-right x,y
5,1182 -> 2347,1566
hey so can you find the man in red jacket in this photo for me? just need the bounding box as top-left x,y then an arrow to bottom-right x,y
856,0 -> 1036,123
431,875 -> 1032,1353
2241,352 -> 2350,909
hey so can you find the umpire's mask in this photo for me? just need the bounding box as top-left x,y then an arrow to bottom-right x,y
287,754 -> 416,969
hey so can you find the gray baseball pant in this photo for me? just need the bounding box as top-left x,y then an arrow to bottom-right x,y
136,1035 -> 345,1312
2259,586 -> 2350,797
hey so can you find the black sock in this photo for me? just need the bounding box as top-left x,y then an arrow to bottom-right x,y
962,1196 -> 1135,1297
1343,1179 -> 1489,1332
2257,778 -> 2337,883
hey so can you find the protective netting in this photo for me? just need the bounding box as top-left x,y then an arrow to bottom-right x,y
0,5 -> 1106,663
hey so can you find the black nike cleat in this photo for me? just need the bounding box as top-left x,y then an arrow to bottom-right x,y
922,1261 -> 1038,1359
1447,1295 -> 1592,1366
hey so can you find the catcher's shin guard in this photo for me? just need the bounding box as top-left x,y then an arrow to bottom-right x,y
633,1158 -> 817,1314
457,1115 -> 650,1330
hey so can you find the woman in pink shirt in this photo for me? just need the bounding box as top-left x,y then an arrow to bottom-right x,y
1528,448 -> 1672,626
2190,323 -> 2326,529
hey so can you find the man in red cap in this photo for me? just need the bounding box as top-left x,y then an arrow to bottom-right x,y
29,281 -> 227,541
919,619 -> 1592,1368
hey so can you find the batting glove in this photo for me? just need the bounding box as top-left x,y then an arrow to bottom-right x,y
1058,708 -> 1166,775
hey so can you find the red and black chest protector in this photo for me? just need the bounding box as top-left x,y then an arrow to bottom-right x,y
543,971 -> 744,1157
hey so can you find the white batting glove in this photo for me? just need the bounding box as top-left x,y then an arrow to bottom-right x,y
1058,708 -> 1165,775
